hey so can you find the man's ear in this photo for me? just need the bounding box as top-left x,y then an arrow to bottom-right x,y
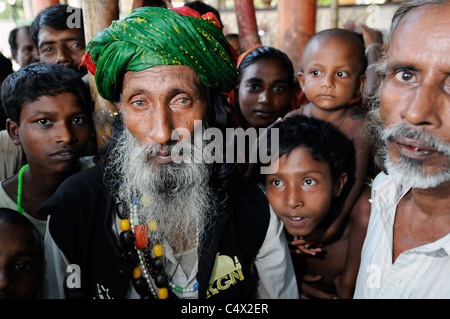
6,119 -> 21,145
333,172 -> 348,197
114,102 -> 122,111
297,71 -> 306,91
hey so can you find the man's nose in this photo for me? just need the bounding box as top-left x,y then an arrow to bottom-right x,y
55,45 -> 71,65
31,47 -> 39,61
148,107 -> 175,145
400,81 -> 442,128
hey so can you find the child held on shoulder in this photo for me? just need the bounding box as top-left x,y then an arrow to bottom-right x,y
286,28 -> 372,250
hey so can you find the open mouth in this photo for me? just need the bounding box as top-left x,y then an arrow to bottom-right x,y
148,146 -> 174,164
153,151 -> 173,164
284,215 -> 309,226
393,137 -> 437,159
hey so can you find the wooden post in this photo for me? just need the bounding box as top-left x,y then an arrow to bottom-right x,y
31,0 -> 60,16
277,0 -> 316,73
81,0 -> 120,148
132,0 -> 168,9
234,0 -> 262,52
330,0 -> 339,28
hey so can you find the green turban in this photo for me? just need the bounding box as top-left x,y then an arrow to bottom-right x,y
84,6 -> 237,103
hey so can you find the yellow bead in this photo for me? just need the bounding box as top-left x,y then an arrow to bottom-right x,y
153,244 -> 164,257
120,219 -> 130,231
149,220 -> 158,232
158,287 -> 168,299
132,267 -> 141,279
142,196 -> 151,207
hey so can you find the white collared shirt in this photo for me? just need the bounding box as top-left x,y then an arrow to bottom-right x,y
354,172 -> 450,299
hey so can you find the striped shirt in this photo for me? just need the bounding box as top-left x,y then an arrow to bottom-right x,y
354,172 -> 450,299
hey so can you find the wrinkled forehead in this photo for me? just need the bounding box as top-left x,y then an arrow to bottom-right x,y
121,65 -> 206,97
389,4 -> 450,55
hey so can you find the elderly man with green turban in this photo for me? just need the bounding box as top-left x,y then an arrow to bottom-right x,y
39,6 -> 298,300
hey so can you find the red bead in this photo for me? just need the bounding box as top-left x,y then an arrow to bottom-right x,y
135,224 -> 149,249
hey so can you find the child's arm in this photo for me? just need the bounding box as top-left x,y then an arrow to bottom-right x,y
334,186 -> 371,298
334,115 -> 370,231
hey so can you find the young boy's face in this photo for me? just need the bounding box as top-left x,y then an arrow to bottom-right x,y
265,147 -> 346,237
298,37 -> 363,110
9,92 -> 91,173
0,221 -> 41,299
238,58 -> 292,128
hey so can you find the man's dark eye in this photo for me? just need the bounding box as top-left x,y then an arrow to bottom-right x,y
395,70 -> 416,82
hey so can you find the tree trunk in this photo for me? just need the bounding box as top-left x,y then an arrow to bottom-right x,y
234,0 -> 261,52
81,0 -> 120,148
277,0 -> 316,73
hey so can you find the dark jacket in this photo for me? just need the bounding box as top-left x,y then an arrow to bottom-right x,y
41,164 -> 270,299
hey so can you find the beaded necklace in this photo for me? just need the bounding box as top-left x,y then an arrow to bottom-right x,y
116,197 -> 199,299
17,164 -> 29,213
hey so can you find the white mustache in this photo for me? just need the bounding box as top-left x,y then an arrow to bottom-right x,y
382,124 -> 450,157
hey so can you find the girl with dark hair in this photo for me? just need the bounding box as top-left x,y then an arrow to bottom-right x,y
229,45 -> 302,129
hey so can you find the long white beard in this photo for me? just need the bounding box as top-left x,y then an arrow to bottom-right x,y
381,123 -> 450,189
107,127 -> 215,253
